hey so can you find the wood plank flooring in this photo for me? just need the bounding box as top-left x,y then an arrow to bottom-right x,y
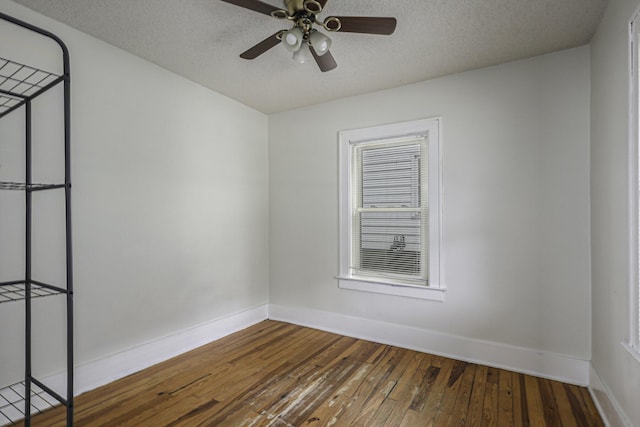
23,320 -> 603,426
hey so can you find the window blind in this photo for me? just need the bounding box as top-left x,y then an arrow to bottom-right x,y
351,137 -> 428,282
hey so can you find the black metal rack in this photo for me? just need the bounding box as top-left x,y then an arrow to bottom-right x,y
0,12 -> 73,427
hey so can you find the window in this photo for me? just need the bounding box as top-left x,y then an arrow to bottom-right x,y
338,118 -> 444,301
627,11 -> 640,359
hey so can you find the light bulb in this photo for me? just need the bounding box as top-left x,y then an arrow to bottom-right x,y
293,43 -> 311,63
309,30 -> 332,56
286,33 -> 298,45
282,27 -> 303,52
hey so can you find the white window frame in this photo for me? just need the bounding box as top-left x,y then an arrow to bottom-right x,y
338,118 -> 445,301
626,9 -> 640,363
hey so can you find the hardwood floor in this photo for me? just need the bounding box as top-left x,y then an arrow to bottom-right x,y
25,320 -> 603,426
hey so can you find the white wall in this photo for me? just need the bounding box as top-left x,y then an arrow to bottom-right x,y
269,47 -> 592,373
0,0 -> 269,388
590,0 -> 640,425
0,0 -> 603,406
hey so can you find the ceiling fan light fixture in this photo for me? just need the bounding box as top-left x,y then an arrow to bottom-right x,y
309,30 -> 331,56
282,27 -> 304,52
292,43 -> 311,63
226,0 -> 397,72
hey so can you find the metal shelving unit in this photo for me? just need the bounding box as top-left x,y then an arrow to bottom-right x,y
0,12 -> 73,427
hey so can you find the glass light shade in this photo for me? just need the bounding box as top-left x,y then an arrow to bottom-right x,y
282,27 -> 303,52
292,43 -> 311,63
309,30 -> 332,56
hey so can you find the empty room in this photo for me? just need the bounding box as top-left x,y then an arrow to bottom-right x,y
0,0 -> 638,425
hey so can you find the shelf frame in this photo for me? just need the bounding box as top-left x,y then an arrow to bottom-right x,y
0,11 -> 74,427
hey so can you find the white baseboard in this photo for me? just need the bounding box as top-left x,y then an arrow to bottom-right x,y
589,364 -> 631,427
268,304 -> 590,386
43,304 -> 269,396
39,302 -> 592,400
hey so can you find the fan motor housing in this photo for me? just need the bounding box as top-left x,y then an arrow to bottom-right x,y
285,0 -> 307,15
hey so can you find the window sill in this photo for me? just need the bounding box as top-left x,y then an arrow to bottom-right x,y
622,341 -> 640,364
337,276 -> 446,301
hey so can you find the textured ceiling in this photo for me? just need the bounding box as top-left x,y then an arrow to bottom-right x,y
11,0 -> 608,113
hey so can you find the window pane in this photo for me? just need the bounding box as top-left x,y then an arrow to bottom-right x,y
361,144 -> 421,208
358,206 -> 425,276
358,208 -> 422,276
360,211 -> 421,252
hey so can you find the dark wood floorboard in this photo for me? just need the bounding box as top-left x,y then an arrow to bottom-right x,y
21,320 -> 604,427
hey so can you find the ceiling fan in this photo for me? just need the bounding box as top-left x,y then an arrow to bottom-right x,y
221,0 -> 397,72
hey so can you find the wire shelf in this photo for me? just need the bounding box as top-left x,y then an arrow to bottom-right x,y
0,93 -> 21,114
0,56 -> 61,115
0,182 -> 65,191
0,382 -> 59,426
0,282 -> 65,304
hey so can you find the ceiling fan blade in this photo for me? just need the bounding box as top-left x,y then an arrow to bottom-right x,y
221,0 -> 282,16
240,32 -> 282,59
310,46 -> 337,72
327,16 -> 397,35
